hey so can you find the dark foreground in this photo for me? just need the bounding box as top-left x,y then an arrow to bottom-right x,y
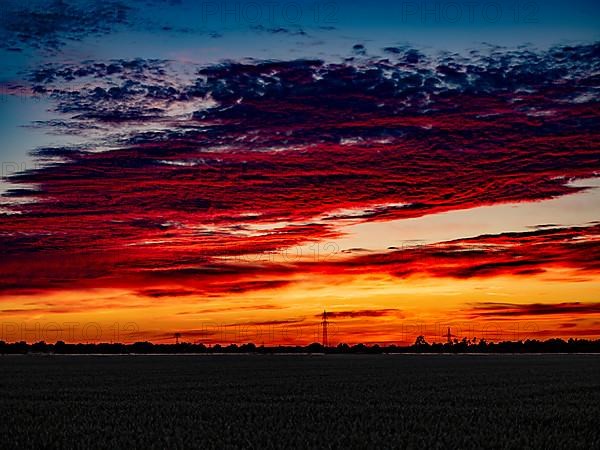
0,355 -> 598,449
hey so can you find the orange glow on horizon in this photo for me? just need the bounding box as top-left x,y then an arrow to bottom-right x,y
1,270 -> 598,345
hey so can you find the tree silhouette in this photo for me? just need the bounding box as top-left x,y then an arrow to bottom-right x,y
0,337 -> 598,354
414,335 -> 428,347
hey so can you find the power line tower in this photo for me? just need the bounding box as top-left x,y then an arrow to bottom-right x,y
446,327 -> 455,345
322,310 -> 329,347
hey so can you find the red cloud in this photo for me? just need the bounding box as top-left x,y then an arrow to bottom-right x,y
310,225 -> 600,280
1,47 -> 599,299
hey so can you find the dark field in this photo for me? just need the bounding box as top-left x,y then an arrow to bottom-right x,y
0,355 -> 599,449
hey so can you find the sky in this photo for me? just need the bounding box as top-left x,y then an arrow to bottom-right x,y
0,0 -> 599,345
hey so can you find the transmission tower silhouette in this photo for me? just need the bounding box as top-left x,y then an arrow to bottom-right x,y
322,310 -> 329,347
446,327 -> 456,344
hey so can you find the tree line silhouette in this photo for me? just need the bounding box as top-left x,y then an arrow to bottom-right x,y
1,337 -> 599,354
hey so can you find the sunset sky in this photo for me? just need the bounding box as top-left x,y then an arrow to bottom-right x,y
0,0 -> 599,345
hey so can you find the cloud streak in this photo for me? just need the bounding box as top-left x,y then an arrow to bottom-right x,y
321,309 -> 403,319
467,302 -> 600,318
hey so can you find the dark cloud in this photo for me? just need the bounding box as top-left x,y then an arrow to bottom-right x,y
352,44 -> 367,55
467,302 -> 600,318
138,288 -> 198,298
322,309 -> 402,319
250,25 -> 308,36
176,304 -> 282,315
0,0 -> 130,51
241,318 -> 305,327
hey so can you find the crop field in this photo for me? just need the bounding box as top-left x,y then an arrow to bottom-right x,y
0,355 -> 598,449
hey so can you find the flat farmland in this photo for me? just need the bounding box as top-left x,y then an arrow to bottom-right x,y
0,355 -> 598,449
